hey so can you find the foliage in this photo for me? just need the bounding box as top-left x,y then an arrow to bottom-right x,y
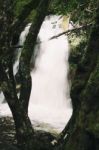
14,0 -> 31,17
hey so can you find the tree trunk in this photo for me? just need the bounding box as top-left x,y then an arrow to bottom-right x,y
0,61 -> 34,149
0,0 -> 51,149
12,106 -> 34,150
61,7 -> 99,150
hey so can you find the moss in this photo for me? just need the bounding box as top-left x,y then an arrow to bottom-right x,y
63,9 -> 99,150
64,129 -> 96,150
85,111 -> 99,138
14,0 -> 31,17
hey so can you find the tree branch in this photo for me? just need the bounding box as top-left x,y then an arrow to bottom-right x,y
18,0 -> 51,111
12,0 -> 40,29
11,23 -> 93,49
0,62 -> 18,109
49,23 -> 93,40
11,0 -> 41,46
11,45 -> 23,49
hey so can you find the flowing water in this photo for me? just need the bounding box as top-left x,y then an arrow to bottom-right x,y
0,15 -> 72,134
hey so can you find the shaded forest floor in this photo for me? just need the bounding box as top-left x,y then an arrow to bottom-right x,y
0,117 -> 61,150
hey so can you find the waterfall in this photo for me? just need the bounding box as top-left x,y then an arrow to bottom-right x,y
0,15 -> 72,133
13,23 -> 32,74
0,92 -> 4,103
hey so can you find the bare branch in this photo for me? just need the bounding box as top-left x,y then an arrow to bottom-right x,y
49,23 -> 93,40
11,23 -> 93,49
11,45 -> 23,49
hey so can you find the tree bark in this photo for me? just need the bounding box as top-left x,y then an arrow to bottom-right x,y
0,0 -> 51,149
61,7 -> 99,150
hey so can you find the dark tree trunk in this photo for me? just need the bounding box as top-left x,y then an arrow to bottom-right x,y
12,106 -> 34,150
60,7 -> 99,150
0,0 -> 51,149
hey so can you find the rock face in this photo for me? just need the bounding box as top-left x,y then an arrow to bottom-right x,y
63,9 -> 99,150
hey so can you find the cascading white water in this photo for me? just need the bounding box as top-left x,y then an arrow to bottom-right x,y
0,92 -> 4,104
13,23 -> 32,74
0,15 -> 72,133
